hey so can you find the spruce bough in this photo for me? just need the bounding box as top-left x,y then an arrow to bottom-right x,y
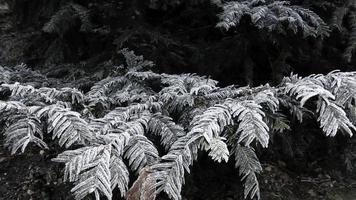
1,50 -> 356,200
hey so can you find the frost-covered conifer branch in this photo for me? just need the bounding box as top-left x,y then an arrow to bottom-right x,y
217,0 -> 330,37
2,50 -> 356,200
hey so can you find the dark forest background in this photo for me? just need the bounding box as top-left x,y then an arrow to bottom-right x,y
2,0 -> 356,86
1,0 -> 356,199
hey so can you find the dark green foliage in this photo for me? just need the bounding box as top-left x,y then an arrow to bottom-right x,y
43,3 -> 93,36
329,0 -> 356,62
3,0 -> 350,86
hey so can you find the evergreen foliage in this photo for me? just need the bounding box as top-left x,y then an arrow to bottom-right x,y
330,0 -> 356,62
1,50 -> 356,200
4,0 -> 356,199
43,3 -> 93,36
217,0 -> 330,38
